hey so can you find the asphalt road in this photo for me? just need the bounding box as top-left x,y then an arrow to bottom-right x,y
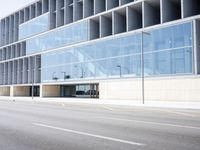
0,100 -> 200,150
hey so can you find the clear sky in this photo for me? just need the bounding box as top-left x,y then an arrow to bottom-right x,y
0,0 -> 36,19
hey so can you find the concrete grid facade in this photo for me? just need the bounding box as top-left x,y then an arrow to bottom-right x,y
0,0 -> 200,102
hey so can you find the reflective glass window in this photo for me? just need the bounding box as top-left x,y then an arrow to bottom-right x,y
26,20 -> 89,54
41,22 -> 193,82
144,48 -> 193,76
144,22 -> 192,52
19,13 -> 49,40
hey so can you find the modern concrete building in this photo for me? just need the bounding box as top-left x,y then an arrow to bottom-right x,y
0,0 -> 200,103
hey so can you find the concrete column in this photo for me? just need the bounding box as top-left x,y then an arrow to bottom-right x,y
10,86 -> 14,97
40,85 -> 43,98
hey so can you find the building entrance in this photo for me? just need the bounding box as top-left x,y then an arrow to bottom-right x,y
60,84 -> 99,98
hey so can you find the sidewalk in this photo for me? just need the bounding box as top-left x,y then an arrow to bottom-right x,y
0,96 -> 200,110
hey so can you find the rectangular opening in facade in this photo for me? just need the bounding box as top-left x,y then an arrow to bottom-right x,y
30,4 -> 36,19
51,12 -> 57,29
17,59 -> 23,84
61,84 -> 99,98
11,45 -> 15,58
2,48 -> 6,60
100,13 -> 113,38
23,58 -> 28,84
0,64 -> 3,85
74,0 -> 83,21
6,47 -> 11,60
114,8 -> 127,34
50,0 -> 56,29
56,0 -> 65,27
50,0 -> 56,12
120,0 -> 134,5
43,0 -> 49,13
65,0 -> 73,24
25,7 -> 30,22
89,17 -> 100,40
36,1 -> 42,16
42,84 -> 99,98
12,60 -> 17,84
143,0 -> 161,27
21,42 -> 26,56
1,19 -> 5,45
16,43 -> 21,57
19,10 -> 25,24
183,0 -> 200,18
5,17 -> 9,45
94,0 -> 106,14
29,86 -> 40,97
8,62 -> 13,85
28,57 -> 34,84
34,55 -> 41,83
1,64 -> 4,85
107,0 -> 119,10
162,0 -> 181,23
9,15 -> 14,43
127,2 -> 142,31
14,13 -> 19,42
84,0 -> 94,18
4,62 -> 8,85
0,50 -> 2,61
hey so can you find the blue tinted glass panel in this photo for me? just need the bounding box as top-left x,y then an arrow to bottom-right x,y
41,22 -> 193,83
19,13 -> 49,40
26,20 -> 88,54
122,55 -> 141,77
144,48 -> 193,76
144,22 -> 192,52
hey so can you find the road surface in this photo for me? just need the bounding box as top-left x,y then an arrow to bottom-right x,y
0,100 -> 200,150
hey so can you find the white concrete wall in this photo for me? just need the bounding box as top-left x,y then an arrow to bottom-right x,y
99,76 -> 200,102
99,78 -> 142,100
144,77 -> 200,102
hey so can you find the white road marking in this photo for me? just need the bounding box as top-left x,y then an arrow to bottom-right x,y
33,123 -> 145,146
144,108 -> 196,117
98,117 -> 200,130
102,106 -> 114,111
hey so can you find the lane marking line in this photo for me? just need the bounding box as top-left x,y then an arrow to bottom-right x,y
145,108 -> 196,117
97,117 -> 200,130
102,106 -> 114,111
33,123 -> 145,146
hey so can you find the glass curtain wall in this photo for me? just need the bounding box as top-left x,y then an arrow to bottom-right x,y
26,20 -> 89,54
19,13 -> 49,40
41,22 -> 193,83
41,34 -> 142,82
144,22 -> 193,76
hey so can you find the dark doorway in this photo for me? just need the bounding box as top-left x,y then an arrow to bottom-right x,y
59,84 -> 99,98
29,86 -> 40,97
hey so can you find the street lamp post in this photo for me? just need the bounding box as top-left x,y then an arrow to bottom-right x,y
32,56 -> 40,99
32,67 -> 34,100
116,65 -> 122,78
141,31 -> 151,104
116,65 -> 130,78
74,65 -> 84,78
61,72 -> 66,80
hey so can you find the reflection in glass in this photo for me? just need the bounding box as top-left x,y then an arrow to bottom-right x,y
26,20 -> 88,54
19,13 -> 49,40
41,22 -> 193,83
